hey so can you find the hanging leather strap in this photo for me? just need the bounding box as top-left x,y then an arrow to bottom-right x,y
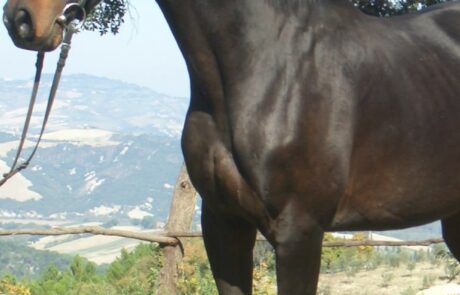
0,29 -> 75,186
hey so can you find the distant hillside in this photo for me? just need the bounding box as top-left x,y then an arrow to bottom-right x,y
378,222 -> 442,240
0,75 -> 189,224
0,74 -> 187,136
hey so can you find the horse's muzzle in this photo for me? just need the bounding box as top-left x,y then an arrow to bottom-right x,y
3,2 -> 86,52
2,4 -> 55,51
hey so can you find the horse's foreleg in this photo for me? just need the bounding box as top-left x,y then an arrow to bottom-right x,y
273,214 -> 324,295
442,213 -> 460,262
202,202 -> 257,295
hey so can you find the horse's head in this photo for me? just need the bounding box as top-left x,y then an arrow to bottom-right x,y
3,0 -> 101,51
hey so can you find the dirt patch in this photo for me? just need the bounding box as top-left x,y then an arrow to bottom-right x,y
318,262 -> 455,295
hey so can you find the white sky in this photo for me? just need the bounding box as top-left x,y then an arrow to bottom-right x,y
0,0 -> 190,98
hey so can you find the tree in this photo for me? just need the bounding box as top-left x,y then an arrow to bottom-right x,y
84,0 -> 128,35
0,274 -> 31,295
351,0 -> 447,16
70,255 -> 97,283
30,264 -> 74,295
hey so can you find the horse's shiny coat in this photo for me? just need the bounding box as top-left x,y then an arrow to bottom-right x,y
4,0 -> 460,294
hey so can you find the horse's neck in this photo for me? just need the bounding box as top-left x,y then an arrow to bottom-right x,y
157,0 -> 361,113
158,0 -> 359,47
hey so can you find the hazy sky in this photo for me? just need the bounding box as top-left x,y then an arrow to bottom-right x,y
0,0 -> 190,98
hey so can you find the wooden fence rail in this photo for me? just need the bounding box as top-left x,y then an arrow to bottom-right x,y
0,227 -> 445,248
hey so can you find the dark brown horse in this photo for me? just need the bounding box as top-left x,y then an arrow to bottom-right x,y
3,0 -> 460,293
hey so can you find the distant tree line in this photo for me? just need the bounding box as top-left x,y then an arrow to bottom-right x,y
0,240 -> 73,279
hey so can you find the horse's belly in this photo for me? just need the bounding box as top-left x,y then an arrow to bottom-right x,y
329,115 -> 460,230
330,176 -> 460,231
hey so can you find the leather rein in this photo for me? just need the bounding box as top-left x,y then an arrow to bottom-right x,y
0,1 -> 87,186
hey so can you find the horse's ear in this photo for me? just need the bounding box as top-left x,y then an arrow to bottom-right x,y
84,0 -> 103,13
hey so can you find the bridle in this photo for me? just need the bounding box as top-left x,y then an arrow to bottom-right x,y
0,0 -> 88,186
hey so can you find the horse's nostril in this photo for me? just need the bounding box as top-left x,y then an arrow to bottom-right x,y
14,9 -> 33,39
3,14 -> 11,30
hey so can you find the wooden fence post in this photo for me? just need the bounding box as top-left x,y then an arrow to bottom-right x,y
155,164 -> 197,295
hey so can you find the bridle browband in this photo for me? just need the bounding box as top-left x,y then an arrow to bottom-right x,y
0,1 -> 87,186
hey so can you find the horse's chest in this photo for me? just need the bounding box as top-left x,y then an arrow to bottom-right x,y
182,111 -> 271,222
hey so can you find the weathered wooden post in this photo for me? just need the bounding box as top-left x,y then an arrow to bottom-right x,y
155,164 -> 197,294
